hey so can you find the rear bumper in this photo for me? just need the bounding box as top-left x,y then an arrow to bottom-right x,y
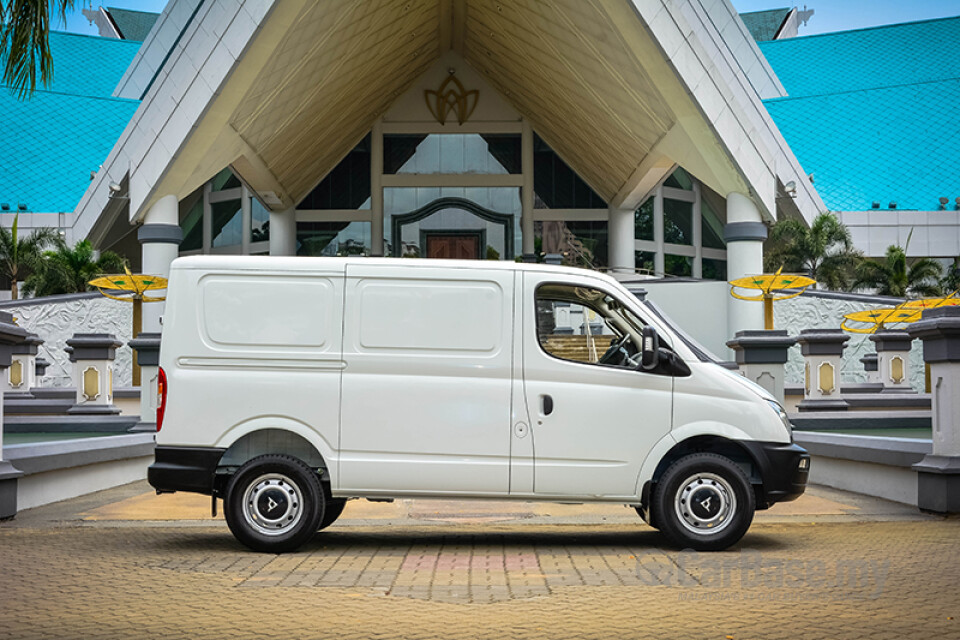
740,441 -> 810,508
147,446 -> 225,495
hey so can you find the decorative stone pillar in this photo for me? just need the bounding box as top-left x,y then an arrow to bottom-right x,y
65,333 -> 122,415
726,330 -> 797,406
860,353 -> 881,387
869,329 -> 915,393
796,329 -> 850,411
139,194 -> 181,334
3,333 -> 43,398
269,207 -> 297,256
128,332 -> 161,432
724,192 -> 766,335
34,357 -> 49,380
0,311 -> 28,519
908,307 -> 960,512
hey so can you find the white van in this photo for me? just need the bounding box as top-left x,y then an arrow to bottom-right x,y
149,256 -> 809,553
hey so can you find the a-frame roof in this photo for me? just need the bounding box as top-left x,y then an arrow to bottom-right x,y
75,0 -> 824,241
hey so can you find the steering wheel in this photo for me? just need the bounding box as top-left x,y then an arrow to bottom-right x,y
598,333 -> 632,365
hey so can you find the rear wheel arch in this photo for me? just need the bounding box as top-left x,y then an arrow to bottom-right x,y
215,428 -> 330,496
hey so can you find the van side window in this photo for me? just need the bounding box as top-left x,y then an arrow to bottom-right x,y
535,284 -> 645,369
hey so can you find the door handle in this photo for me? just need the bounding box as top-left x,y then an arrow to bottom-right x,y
541,394 -> 554,416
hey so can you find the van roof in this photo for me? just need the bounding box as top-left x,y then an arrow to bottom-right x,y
171,255 -> 621,286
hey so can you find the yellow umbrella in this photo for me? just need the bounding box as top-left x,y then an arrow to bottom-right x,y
729,268 -> 816,330
89,266 -> 168,386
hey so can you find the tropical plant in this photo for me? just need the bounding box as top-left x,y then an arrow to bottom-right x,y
941,257 -> 960,294
852,244 -> 943,299
764,213 -> 861,290
1,1 -> 80,97
22,238 -> 126,297
0,214 -> 57,299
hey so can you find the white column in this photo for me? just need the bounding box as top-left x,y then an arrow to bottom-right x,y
370,120 -> 384,256
653,187 -> 664,276
269,207 -> 297,256
521,119 -> 535,258
607,206 -> 634,274
725,192 -> 766,334
240,186 -> 252,255
139,195 -> 181,334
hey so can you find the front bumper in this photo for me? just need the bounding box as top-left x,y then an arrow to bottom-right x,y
148,446 -> 226,495
740,441 -> 810,508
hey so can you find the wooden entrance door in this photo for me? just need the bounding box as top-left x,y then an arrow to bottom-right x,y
425,234 -> 481,259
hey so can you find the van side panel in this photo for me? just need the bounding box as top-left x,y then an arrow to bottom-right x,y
157,267 -> 345,477
338,264 -> 513,495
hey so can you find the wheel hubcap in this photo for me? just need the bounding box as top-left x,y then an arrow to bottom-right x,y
674,472 -> 736,536
242,473 -> 304,536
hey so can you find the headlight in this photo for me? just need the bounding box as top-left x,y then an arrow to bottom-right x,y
767,399 -> 793,440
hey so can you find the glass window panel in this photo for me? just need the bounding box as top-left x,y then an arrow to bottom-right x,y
635,250 -> 655,274
384,187 -> 521,258
180,196 -> 203,252
534,220 -> 608,268
702,193 -> 726,250
533,134 -> 606,209
211,168 -> 241,191
635,198 -> 654,241
664,254 -> 693,277
297,221 -> 370,257
384,134 -> 520,174
663,166 -> 694,191
251,197 -> 270,243
535,284 -> 647,369
211,199 -> 242,248
702,258 -> 727,281
663,198 -> 693,246
299,134 -> 371,209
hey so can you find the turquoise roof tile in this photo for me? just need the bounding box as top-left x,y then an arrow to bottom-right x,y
106,7 -> 159,42
759,17 -> 960,212
740,8 -> 791,42
1,30 -> 140,213
38,31 -> 141,98
0,90 -> 139,213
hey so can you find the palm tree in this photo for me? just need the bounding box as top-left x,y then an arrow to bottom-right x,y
852,244 -> 943,298
1,1 -> 76,97
0,215 -> 57,299
764,213 -> 861,290
22,238 -> 126,297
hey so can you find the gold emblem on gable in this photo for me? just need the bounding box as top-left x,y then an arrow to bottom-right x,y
425,70 -> 478,125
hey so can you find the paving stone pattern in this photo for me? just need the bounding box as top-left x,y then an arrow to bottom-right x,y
1,519 -> 959,639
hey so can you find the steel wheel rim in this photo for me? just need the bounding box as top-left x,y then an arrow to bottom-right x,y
241,473 -> 304,536
673,472 -> 737,535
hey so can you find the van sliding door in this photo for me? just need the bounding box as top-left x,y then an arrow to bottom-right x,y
338,264 -> 514,495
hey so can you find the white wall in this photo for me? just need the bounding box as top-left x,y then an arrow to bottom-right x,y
632,281 -> 924,389
0,294 -> 133,387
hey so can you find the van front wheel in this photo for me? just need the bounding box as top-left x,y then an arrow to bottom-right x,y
652,453 -> 755,551
224,454 -> 325,553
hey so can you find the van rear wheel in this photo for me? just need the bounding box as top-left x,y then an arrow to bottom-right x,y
224,454 -> 325,553
652,453 -> 755,551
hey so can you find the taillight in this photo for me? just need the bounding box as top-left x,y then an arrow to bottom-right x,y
157,366 -> 167,432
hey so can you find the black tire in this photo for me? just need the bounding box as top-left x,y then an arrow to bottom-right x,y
652,453 -> 755,551
224,454 -> 325,553
318,498 -> 347,530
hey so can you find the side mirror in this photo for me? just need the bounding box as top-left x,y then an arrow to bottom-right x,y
640,326 -> 660,370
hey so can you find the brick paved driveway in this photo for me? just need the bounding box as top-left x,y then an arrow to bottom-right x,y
1,483 -> 958,639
